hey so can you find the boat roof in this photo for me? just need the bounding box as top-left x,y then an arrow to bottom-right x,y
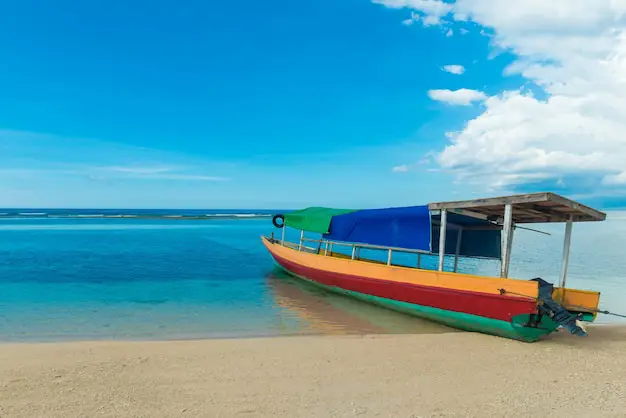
428,192 -> 606,224
281,205 -> 501,259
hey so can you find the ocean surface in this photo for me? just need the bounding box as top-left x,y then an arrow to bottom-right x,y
1,209 -> 625,342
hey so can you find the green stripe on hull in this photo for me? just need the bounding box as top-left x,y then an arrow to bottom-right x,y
275,263 -> 557,343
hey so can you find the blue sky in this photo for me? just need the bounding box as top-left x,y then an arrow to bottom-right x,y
1,0 -> 622,209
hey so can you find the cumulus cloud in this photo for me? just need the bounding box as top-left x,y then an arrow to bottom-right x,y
442,64 -> 465,74
374,0 -> 626,196
428,88 -> 486,105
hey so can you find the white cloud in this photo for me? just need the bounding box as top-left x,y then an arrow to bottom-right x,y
391,157 -> 432,173
104,166 -> 175,175
3,165 -> 231,182
392,164 -> 410,173
442,64 -> 465,74
0,130 -> 232,184
428,88 -> 486,105
402,11 -> 420,25
445,28 -> 453,37
422,14 -> 444,26
603,172 -> 626,185
374,0 -> 626,195
140,173 -> 229,182
373,0 -> 452,16
98,166 -> 229,181
375,0 -> 452,27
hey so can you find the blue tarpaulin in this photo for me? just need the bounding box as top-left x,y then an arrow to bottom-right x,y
431,225 -> 502,259
280,204 -> 502,259
431,212 -> 502,259
323,205 -> 432,252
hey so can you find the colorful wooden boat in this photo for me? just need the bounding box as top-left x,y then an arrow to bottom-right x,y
262,193 -> 606,342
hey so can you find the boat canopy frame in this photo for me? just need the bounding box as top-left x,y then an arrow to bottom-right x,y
429,192 -> 606,287
428,192 -> 605,224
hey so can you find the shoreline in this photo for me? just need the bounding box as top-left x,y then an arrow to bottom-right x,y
1,326 -> 625,417
0,322 -> 622,345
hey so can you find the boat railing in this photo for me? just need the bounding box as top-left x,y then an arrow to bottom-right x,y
269,231 -> 481,272
293,236 -> 429,268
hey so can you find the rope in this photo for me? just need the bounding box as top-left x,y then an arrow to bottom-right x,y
498,288 -> 626,318
566,305 -> 626,319
498,288 -> 538,300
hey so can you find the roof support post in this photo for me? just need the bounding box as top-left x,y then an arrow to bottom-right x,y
438,209 -> 447,272
506,226 -> 514,273
281,225 -> 286,246
454,227 -> 463,273
559,215 -> 574,289
298,230 -> 304,251
500,204 -> 513,278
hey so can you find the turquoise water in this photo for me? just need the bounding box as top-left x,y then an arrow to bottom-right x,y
1,214 -> 624,342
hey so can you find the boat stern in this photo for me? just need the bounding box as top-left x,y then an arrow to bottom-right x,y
553,287 -> 601,322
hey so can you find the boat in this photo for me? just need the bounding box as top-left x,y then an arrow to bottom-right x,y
261,192 -> 607,342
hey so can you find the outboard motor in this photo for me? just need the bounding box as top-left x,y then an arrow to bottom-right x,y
531,278 -> 587,337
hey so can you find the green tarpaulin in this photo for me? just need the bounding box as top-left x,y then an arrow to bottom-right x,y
283,207 -> 357,234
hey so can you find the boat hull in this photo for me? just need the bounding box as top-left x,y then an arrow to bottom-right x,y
262,237 -> 559,342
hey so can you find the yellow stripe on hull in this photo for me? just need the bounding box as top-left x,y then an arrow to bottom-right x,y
262,237 -> 540,299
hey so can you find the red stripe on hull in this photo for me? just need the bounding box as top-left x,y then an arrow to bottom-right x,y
272,252 -> 537,322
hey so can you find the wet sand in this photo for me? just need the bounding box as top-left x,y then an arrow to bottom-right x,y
1,326 -> 625,418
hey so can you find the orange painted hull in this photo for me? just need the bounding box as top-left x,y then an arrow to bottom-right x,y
262,237 -> 541,323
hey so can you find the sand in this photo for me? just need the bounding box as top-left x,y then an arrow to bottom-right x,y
1,326 -> 625,418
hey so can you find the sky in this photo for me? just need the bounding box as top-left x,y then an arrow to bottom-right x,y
1,0 -> 626,209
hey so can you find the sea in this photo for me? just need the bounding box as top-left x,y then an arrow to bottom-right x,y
1,209 -> 625,342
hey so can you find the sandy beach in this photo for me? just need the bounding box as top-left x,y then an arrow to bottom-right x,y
0,326 -> 625,418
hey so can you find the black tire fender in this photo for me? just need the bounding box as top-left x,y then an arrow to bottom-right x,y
272,214 -> 285,228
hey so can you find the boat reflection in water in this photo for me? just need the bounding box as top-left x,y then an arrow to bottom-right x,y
266,269 -> 456,336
